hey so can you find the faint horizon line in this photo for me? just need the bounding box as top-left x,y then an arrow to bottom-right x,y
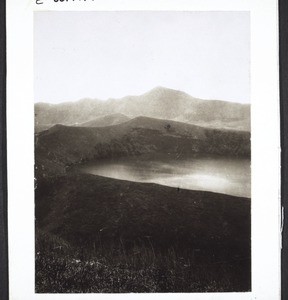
34,86 -> 250,106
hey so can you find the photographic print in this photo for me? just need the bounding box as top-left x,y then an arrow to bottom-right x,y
34,11 -> 251,293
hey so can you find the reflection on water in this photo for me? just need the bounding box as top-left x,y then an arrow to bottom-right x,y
80,154 -> 251,198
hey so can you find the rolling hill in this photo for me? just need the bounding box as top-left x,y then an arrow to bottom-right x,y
76,113 -> 130,128
35,173 -> 251,293
36,173 -> 250,257
35,116 -> 250,179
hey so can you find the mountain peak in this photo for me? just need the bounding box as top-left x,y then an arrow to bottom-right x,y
145,87 -> 196,101
149,86 -> 181,94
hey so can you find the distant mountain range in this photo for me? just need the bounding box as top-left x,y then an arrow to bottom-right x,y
35,87 -> 250,132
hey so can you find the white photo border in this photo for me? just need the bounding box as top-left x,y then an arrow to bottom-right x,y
7,0 -> 280,299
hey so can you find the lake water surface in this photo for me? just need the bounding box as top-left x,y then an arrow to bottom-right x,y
80,154 -> 251,198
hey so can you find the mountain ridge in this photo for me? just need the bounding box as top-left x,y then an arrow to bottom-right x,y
76,113 -> 130,128
35,87 -> 250,132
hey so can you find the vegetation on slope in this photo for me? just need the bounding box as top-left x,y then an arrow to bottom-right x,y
35,173 -> 251,293
36,230 -> 250,293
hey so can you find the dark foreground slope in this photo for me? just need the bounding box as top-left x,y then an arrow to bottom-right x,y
35,116 -> 250,178
35,173 -> 250,293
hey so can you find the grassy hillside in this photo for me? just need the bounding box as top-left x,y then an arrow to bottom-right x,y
35,173 -> 250,293
36,173 -> 250,250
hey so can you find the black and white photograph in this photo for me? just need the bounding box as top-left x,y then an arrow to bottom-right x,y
34,11 -> 251,293
5,0 -> 281,298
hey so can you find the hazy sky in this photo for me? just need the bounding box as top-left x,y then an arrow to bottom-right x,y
34,11 -> 250,104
